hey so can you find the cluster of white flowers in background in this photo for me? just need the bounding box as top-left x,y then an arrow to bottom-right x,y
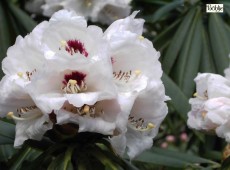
0,10 -> 168,158
187,68 -> 230,142
25,0 -> 132,24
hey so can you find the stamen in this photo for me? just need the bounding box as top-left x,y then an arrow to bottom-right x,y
17,106 -> 37,115
17,72 -> 23,78
138,36 -> 145,40
69,79 -> 77,85
135,70 -> 141,76
193,92 -> 208,100
147,123 -> 156,129
193,92 -> 198,97
62,71 -> 87,94
113,69 -> 142,83
62,79 -> 87,94
60,40 -> 67,47
63,104 -> 98,118
26,69 -> 37,81
7,111 -> 41,121
83,105 -> 90,114
60,39 -> 88,57
201,111 -> 207,119
128,116 -> 155,131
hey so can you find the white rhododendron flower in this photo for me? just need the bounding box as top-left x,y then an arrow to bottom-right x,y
41,0 -> 131,24
24,10 -> 121,135
105,12 -> 168,158
0,23 -> 53,147
225,67 -> 230,80
187,73 -> 230,131
0,9 -> 168,159
187,72 -> 230,143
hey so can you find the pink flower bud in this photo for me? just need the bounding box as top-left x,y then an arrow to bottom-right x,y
166,135 -> 176,143
180,132 -> 188,142
160,142 -> 168,148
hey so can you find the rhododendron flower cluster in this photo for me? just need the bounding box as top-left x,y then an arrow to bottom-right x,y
187,70 -> 230,142
0,10 -> 168,158
26,0 -> 132,25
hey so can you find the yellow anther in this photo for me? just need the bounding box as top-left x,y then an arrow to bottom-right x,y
201,111 -> 207,119
7,112 -> 14,119
83,105 -> 90,113
147,123 -> 156,129
138,35 -> 145,40
17,72 -> 23,78
193,92 -> 198,97
69,79 -> 77,85
135,70 -> 141,75
60,40 -> 67,47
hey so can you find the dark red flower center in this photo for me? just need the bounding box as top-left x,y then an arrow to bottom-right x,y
63,71 -> 86,86
65,40 -> 88,57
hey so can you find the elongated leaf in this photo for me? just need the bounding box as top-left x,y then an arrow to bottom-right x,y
200,23 -> 216,73
23,144 -> 66,170
134,147 -> 218,169
154,18 -> 181,50
162,73 -> 190,120
162,7 -> 196,74
47,152 -> 74,170
209,14 -> 230,74
0,136 -> 14,145
8,146 -> 32,170
0,119 -> 15,141
180,10 -> 202,97
133,150 -> 191,168
0,1 -> 11,74
151,147 -> 216,165
0,144 -> 17,162
151,1 -> 183,22
7,1 -> 36,32
173,8 -> 198,85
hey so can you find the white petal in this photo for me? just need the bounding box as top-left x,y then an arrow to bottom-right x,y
0,75 -> 33,117
14,114 -> 52,147
126,130 -> 153,159
104,11 -> 144,39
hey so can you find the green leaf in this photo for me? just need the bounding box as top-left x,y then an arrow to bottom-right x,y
175,8 -> 202,97
133,150 -> 190,168
153,18 -> 181,51
133,147 -> 219,169
151,147 -> 216,165
47,151 -> 74,170
90,148 -> 121,170
162,7 -> 196,74
0,1 -> 11,71
151,1 -> 183,23
0,144 -> 17,162
7,1 -> 36,32
209,14 -> 230,75
0,119 -> 15,143
23,144 -> 66,170
200,23 -> 216,73
162,73 -> 190,120
8,146 -> 32,170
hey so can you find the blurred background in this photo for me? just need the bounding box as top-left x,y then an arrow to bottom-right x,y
0,0 -> 230,169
